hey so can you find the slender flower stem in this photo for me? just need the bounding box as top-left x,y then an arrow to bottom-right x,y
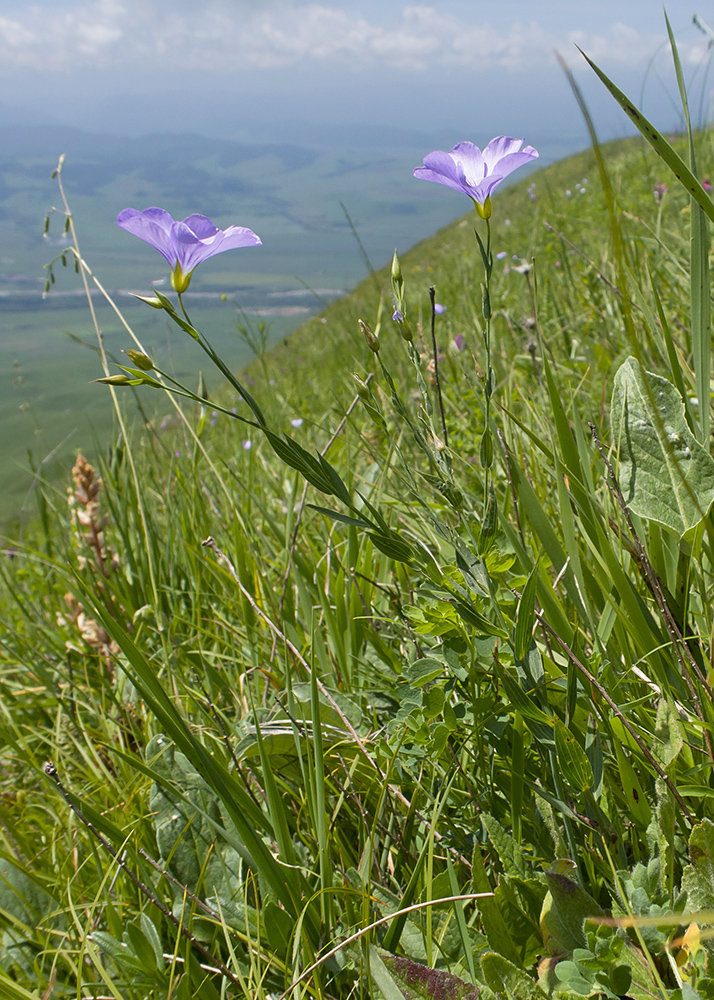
480,216 -> 493,507
177,292 -> 266,425
429,285 -> 448,447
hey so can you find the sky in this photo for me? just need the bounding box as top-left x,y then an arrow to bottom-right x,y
0,0 -> 711,155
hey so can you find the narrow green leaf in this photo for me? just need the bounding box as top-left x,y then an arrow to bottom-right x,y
252,716 -> 298,867
447,856 -> 477,986
452,599 -> 509,640
511,712 -> 524,846
369,531 -> 414,563
307,505 -> 373,529
76,589 -> 309,927
579,48 -> 714,226
369,944 -> 409,1000
554,721 -> 593,793
471,848 -> 519,964
613,741 -> 652,829
664,14 -> 713,446
478,487 -> 498,554
381,838 -> 429,953
514,562 -> 538,660
0,976 -> 44,1000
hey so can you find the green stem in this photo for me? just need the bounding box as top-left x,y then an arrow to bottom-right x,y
481,216 -> 493,508
178,292 -> 266,426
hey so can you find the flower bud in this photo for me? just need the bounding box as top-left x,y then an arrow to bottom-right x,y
132,293 -> 164,309
391,311 -> 413,343
391,249 -> 403,285
352,374 -> 372,400
125,350 -> 154,371
94,375 -> 133,385
359,319 -> 380,353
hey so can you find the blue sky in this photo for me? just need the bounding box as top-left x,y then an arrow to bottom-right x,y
0,1 -> 710,156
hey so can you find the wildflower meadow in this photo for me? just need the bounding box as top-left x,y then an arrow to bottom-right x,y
4,16 -> 714,1000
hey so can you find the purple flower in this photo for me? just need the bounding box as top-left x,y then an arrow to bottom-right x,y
434,303 -> 446,314
116,207 -> 261,293
413,137 -> 538,219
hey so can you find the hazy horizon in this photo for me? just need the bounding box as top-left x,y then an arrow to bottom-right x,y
0,1 -> 710,151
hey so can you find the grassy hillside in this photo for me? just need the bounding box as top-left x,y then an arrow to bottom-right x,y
2,123 -> 714,1000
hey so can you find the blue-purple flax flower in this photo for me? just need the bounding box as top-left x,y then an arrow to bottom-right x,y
116,207 -> 262,292
413,137 -> 538,218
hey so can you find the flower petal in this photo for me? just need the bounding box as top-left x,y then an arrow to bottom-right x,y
116,207 -> 181,265
481,137 -> 527,171
414,137 -> 538,206
117,206 -> 262,277
182,214 -> 221,239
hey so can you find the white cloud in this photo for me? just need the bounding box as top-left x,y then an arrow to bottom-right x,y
0,1 -> 685,75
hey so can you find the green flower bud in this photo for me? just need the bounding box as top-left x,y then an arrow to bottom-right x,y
391,249 -> 403,284
94,374 -> 133,385
359,319 -> 380,353
352,374 -> 372,399
132,293 -> 164,309
126,350 -> 154,371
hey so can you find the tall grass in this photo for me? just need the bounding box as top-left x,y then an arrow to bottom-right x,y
3,31 -> 714,1000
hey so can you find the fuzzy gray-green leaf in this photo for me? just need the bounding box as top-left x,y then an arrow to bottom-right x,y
611,356 -> 714,537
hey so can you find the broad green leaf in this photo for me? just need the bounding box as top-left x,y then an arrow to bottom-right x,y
91,931 -> 146,974
0,857 -> 59,932
147,734 -> 243,904
481,952 -> 548,1000
540,861 -> 604,955
471,847 -> 519,964
611,356 -> 714,537
653,698 -> 684,770
682,819 -> 714,957
369,945 -> 411,1000
405,657 -> 445,687
379,951 -> 482,1000
482,813 -> 526,879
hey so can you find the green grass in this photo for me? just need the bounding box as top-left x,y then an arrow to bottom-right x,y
4,73 -> 714,1000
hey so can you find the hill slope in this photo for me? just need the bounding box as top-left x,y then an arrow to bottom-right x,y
1,134 -> 711,1000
